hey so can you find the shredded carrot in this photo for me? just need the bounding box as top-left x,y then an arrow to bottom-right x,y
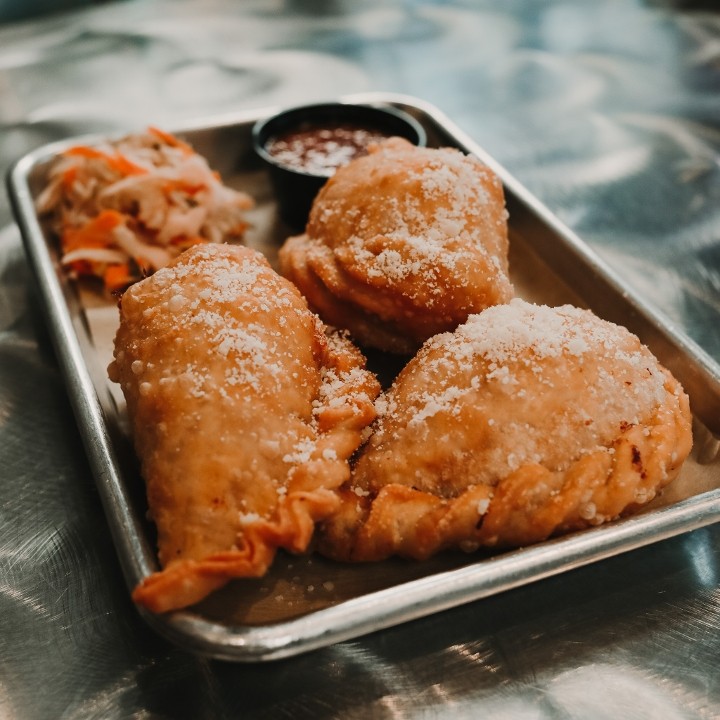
64,146 -> 147,177
62,209 -> 124,252
104,263 -> 135,292
162,179 -> 206,196
148,126 -> 194,155
65,146 -> 108,160
107,152 -> 147,177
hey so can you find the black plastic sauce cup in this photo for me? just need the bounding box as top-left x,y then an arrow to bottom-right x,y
252,102 -> 427,231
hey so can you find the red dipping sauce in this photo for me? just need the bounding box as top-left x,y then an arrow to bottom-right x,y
265,124 -> 390,176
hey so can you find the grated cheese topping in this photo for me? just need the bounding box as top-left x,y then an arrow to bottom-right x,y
114,243 -> 380,524
307,139 -> 511,305
368,298 -> 671,486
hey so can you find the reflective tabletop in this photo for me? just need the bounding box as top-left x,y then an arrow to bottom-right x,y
1,1 -> 719,718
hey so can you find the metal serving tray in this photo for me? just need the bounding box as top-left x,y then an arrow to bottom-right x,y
7,92 -> 720,662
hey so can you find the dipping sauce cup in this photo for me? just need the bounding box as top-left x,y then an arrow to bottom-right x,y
252,102 -> 427,230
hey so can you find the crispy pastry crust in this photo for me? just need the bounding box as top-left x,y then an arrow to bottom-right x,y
109,244 -> 379,612
318,300 -> 693,561
279,138 -> 514,353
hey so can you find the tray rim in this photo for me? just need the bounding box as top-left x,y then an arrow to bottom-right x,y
6,90 -> 720,662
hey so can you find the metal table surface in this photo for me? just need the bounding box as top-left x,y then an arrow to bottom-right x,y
1,1 -> 719,717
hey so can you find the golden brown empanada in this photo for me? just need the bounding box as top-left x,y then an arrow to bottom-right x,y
318,299 -> 693,562
108,243 -> 380,612
279,137 -> 513,354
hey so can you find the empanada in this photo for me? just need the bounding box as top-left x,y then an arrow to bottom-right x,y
319,299 -> 693,561
108,243 -> 380,612
279,138 -> 513,354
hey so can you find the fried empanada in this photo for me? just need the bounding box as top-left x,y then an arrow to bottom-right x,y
318,299 -> 692,562
279,137 -> 513,354
108,244 -> 380,612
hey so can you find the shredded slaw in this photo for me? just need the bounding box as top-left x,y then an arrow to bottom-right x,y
36,127 -> 254,293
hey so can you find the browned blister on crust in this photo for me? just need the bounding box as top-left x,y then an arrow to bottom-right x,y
318,299 -> 693,562
279,137 -> 514,354
108,243 -> 380,612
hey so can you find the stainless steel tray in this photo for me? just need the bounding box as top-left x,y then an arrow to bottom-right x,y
7,92 -> 720,662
